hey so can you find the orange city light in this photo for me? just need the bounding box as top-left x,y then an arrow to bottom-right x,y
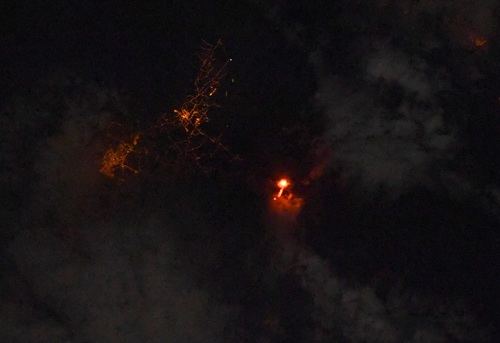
474,37 -> 487,48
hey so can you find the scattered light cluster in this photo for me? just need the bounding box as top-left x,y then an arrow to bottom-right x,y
100,40 -> 231,179
163,39 -> 231,160
99,42 -> 305,211
100,134 -> 142,179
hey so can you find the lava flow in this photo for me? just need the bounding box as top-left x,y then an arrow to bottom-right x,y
271,177 -> 303,215
274,178 -> 291,200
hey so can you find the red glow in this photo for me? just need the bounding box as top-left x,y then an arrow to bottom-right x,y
277,178 -> 289,189
271,177 -> 303,215
473,36 -> 488,48
275,178 -> 290,199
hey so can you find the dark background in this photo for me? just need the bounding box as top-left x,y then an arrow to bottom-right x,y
1,1 -> 499,342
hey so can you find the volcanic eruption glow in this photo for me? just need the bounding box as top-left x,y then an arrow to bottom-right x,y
271,177 -> 303,215
275,178 -> 290,200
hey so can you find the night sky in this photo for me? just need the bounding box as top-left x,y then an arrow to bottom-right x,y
1,1 -> 499,342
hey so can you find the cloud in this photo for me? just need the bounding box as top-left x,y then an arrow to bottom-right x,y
0,74 -> 123,224
3,220 -> 236,343
289,250 -> 491,342
0,74 -> 239,342
366,49 -> 434,99
260,3 -> 499,341
2,3 -> 499,340
312,47 -> 455,196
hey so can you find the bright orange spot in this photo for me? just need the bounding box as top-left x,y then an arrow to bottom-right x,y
473,35 -> 488,48
277,178 -> 289,188
275,178 -> 290,199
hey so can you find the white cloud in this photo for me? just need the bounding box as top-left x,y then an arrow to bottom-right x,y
314,48 -> 455,196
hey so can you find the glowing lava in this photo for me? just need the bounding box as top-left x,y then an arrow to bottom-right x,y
100,134 -> 142,178
275,178 -> 290,199
271,177 -> 303,215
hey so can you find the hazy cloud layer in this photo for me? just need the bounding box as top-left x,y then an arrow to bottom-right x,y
261,2 -> 499,341
1,76 -> 238,342
2,2 -> 499,341
313,47 -> 455,195
3,221 -> 235,343
291,251 -> 490,342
